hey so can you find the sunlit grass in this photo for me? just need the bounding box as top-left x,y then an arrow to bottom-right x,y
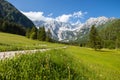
0,32 -> 120,80
0,50 -> 85,80
0,46 -> 120,80
66,46 -> 120,80
0,32 -> 64,51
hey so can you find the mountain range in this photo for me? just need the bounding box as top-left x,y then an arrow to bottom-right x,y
33,16 -> 115,42
0,0 -> 118,43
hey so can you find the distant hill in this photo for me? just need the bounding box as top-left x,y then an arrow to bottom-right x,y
0,0 -> 34,28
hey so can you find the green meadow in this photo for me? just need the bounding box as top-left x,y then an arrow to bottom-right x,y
0,32 -> 120,80
0,32 -> 64,51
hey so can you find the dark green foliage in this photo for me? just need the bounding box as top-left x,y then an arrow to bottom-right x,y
73,19 -> 120,49
0,20 -> 26,35
89,25 -> 103,50
116,30 -> 120,49
38,27 -> 46,41
30,27 -> 37,39
0,0 -> 34,28
46,29 -> 52,42
0,0 -> 34,36
99,19 -> 120,49
26,28 -> 31,38
26,26 -> 53,42
30,32 -> 36,39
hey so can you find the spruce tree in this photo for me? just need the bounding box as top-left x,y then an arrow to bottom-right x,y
38,26 -> 46,41
46,28 -> 52,42
26,28 -> 31,38
116,29 -> 120,49
89,25 -> 103,50
30,27 -> 37,39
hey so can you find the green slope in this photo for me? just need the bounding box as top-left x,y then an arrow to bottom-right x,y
0,32 -> 64,51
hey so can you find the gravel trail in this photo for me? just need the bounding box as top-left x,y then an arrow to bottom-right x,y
0,46 -> 67,60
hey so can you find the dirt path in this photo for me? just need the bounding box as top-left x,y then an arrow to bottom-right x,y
0,46 -> 67,60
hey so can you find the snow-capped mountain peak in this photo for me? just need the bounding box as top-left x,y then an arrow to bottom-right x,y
84,16 -> 114,28
33,16 -> 115,41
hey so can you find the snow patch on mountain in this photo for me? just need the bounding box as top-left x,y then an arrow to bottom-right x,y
84,16 -> 114,28
33,16 -> 115,41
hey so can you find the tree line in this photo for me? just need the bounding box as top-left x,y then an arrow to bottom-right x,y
99,19 -> 120,49
0,19 -> 26,35
26,26 -> 52,42
88,19 -> 120,50
0,19 -> 52,42
89,25 -> 103,50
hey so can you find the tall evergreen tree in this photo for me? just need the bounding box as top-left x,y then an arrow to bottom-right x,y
38,26 -> 46,41
89,25 -> 103,50
2,21 -> 8,32
26,28 -> 31,38
30,27 -> 37,39
46,28 -> 52,42
115,28 -> 120,49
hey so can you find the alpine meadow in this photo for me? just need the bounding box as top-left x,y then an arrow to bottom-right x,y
0,0 -> 120,80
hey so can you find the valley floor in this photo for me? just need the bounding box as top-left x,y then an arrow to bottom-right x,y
0,32 -> 120,80
0,46 -> 120,80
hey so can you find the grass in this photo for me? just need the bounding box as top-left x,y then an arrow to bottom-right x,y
0,50 -> 84,80
0,46 -> 120,80
66,46 -> 120,80
0,32 -> 120,80
0,32 -> 64,51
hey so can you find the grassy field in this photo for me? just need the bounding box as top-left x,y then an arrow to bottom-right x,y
0,32 -> 120,80
66,46 -> 120,80
0,32 -> 64,51
0,46 -> 120,80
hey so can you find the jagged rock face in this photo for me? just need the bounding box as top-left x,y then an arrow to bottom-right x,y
77,17 -> 115,39
0,0 -> 34,28
33,16 -> 115,42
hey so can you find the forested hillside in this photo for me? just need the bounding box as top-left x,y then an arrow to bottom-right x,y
99,19 -> 120,49
0,0 -> 35,35
74,19 -> 120,49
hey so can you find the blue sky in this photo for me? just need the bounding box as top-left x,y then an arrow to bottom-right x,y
7,0 -> 120,23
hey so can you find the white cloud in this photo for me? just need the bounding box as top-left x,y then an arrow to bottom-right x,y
21,11 -> 44,21
73,11 -> 87,18
21,11 -> 54,21
21,11 -> 87,23
56,14 -> 72,22
55,11 -> 87,22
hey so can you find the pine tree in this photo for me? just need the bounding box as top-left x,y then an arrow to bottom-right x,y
116,29 -> 120,49
38,26 -> 46,41
89,25 -> 103,50
30,27 -> 37,39
46,28 -> 52,42
26,28 -> 31,38
2,21 -> 8,32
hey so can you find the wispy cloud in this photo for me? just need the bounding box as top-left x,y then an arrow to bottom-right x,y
55,11 -> 87,23
73,11 -> 87,18
56,14 -> 72,22
21,11 -> 43,21
21,11 -> 87,23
